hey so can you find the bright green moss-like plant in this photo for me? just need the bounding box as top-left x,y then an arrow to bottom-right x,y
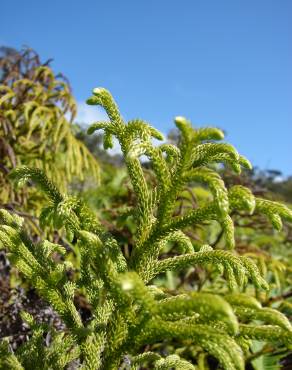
1,88 -> 292,369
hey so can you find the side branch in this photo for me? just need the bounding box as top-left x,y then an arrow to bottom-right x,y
132,203 -> 217,274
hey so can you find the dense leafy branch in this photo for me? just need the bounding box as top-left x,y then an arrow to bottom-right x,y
0,88 -> 292,369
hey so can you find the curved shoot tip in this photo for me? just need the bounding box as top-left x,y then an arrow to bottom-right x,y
87,122 -> 109,135
174,116 -> 187,124
87,126 -> 96,135
210,128 -> 225,140
151,129 -> 165,141
92,87 -> 105,95
92,87 -> 112,96
239,155 -> 253,170
86,96 -> 99,105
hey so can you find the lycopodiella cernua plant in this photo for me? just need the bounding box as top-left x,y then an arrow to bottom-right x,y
0,88 -> 292,369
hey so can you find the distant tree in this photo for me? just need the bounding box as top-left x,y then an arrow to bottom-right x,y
0,47 -> 100,229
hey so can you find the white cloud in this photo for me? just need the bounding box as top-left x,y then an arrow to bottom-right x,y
76,102 -> 109,125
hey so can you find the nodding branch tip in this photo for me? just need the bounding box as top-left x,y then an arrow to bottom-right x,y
174,116 -> 187,124
86,96 -> 98,105
87,126 -> 95,135
92,87 -> 105,96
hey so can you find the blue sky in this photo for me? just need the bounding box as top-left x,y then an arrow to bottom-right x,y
2,0 -> 292,174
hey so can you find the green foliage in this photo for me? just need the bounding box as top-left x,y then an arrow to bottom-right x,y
0,48 -> 99,228
1,88 -> 292,369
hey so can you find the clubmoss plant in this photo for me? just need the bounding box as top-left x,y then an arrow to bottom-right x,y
0,88 -> 292,369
